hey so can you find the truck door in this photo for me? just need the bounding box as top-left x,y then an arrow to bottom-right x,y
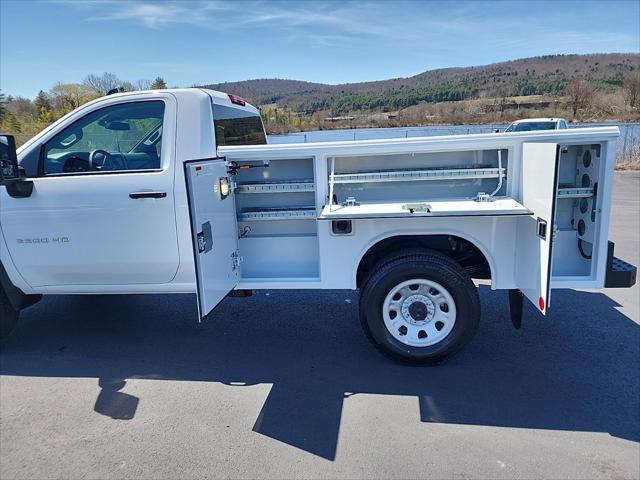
515,143 -> 560,314
184,158 -> 239,320
0,98 -> 180,287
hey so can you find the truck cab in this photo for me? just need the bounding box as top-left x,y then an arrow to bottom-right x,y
1,89 -> 263,292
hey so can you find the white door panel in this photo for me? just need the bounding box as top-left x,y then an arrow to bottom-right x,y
184,158 -> 239,319
0,170 -> 179,286
1,95 -> 180,288
515,142 -> 559,314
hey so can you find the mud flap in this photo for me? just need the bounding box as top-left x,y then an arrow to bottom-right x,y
508,289 -> 524,330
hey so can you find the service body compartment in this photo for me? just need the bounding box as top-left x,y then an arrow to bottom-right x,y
551,142 -> 614,288
233,157 -> 320,280
218,126 -> 629,308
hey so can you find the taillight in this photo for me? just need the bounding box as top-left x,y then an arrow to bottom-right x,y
228,94 -> 246,106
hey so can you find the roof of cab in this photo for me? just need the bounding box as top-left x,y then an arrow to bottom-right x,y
97,87 -> 260,114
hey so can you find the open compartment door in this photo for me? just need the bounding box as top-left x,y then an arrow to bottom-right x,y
184,158 -> 239,320
515,143 -> 560,315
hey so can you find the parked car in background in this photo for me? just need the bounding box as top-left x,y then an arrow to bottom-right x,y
504,118 -> 569,132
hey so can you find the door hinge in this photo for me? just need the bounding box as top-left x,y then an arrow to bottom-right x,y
231,250 -> 243,270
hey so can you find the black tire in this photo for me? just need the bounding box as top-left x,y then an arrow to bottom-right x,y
359,249 -> 480,364
0,287 -> 19,339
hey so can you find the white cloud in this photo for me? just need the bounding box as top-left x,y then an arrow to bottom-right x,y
91,2 -> 211,28
61,0 -> 408,39
56,0 -> 227,28
55,0 -> 640,52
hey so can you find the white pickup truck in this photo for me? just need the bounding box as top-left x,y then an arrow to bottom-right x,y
0,88 -> 636,363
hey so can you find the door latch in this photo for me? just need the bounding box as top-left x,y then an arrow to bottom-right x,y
197,232 -> 206,253
474,192 -> 495,202
197,221 -> 213,253
536,218 -> 548,240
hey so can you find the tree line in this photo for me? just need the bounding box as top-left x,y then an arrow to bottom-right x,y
1,70 -> 639,143
306,73 -> 639,117
0,73 -> 169,140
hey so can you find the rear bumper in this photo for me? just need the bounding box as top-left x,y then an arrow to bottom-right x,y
605,241 -> 637,288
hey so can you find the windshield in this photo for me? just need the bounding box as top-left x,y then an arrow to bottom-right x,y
505,121 -> 557,132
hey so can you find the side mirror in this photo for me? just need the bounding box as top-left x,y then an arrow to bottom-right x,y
0,134 -> 19,181
0,134 -> 33,198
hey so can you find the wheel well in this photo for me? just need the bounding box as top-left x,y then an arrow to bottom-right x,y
356,235 -> 491,288
0,261 -> 41,311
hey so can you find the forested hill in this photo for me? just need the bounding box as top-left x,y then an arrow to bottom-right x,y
203,53 -> 639,114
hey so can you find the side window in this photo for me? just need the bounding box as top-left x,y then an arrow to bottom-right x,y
560,121 -> 568,129
212,104 -> 266,146
42,101 -> 165,175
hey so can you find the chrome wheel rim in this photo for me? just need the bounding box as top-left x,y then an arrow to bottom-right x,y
382,279 -> 457,347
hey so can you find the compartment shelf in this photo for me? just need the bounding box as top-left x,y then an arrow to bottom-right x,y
319,197 -> 531,219
331,166 -> 505,184
241,232 -> 318,239
238,206 -> 317,221
236,180 -> 315,194
557,187 -> 594,199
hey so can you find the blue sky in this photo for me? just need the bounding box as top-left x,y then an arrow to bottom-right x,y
1,0 -> 639,98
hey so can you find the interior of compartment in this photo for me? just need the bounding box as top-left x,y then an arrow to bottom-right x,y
233,157 -> 319,279
325,148 -> 516,217
552,143 -> 603,278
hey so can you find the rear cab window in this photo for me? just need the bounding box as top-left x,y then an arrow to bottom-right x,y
508,121 -> 557,132
212,104 -> 266,146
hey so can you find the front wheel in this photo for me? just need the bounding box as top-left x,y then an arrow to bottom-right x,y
359,249 -> 480,364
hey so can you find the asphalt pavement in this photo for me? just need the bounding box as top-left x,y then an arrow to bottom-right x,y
1,172 -> 638,479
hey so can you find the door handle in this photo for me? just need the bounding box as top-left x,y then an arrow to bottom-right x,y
129,191 -> 167,199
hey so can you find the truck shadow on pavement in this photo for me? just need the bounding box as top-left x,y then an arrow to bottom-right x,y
1,286 -> 638,460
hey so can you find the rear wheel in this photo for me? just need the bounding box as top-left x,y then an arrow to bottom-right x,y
0,288 -> 19,339
359,249 -> 480,363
